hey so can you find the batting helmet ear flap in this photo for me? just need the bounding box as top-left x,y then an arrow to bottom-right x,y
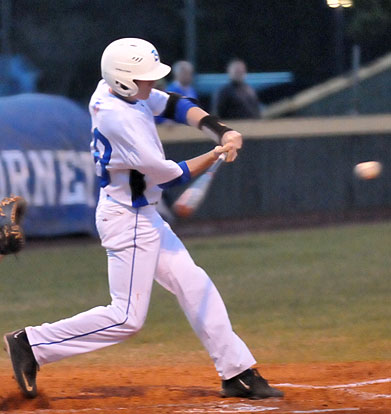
114,79 -> 139,97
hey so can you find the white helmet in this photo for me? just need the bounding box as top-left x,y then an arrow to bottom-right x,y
101,38 -> 171,97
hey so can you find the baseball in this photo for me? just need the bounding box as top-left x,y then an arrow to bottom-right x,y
354,161 -> 383,180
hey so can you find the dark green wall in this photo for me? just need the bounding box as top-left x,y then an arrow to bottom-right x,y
296,69 -> 391,117
164,134 -> 391,220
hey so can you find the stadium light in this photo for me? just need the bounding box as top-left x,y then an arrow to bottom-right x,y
326,0 -> 354,75
327,0 -> 340,7
326,0 -> 353,7
340,0 -> 353,7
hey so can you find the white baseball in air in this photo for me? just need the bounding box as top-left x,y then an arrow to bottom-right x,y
354,161 -> 383,180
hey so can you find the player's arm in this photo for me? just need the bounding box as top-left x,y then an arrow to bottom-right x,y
128,137 -> 231,191
184,142 -> 234,177
158,143 -> 234,190
186,107 -> 242,162
159,92 -> 242,162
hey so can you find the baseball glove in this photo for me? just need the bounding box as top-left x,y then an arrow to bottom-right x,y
0,196 -> 27,255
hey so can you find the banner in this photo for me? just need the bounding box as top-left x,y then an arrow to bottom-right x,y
0,93 -> 98,236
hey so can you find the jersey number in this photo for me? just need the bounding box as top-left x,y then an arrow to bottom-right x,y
92,128 -> 112,188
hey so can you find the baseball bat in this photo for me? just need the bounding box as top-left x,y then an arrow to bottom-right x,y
173,153 -> 226,218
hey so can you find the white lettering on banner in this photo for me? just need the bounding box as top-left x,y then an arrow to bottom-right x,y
57,150 -> 90,205
1,150 -> 31,203
0,150 -> 97,207
79,152 -> 97,207
27,150 -> 56,206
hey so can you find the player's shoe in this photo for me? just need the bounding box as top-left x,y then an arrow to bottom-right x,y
221,368 -> 284,399
3,329 -> 39,398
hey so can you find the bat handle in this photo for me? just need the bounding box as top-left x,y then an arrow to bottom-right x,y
208,152 -> 226,173
218,152 -> 227,161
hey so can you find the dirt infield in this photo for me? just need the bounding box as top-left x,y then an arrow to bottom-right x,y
0,361 -> 390,413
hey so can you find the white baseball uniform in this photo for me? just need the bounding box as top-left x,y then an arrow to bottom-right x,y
25,80 -> 256,380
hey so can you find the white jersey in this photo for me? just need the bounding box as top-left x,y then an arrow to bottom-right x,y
89,80 -> 184,206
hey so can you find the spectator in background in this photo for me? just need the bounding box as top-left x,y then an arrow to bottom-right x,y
214,59 -> 261,119
156,61 -> 198,125
166,60 -> 198,99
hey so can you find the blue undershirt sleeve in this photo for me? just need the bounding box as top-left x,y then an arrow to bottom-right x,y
158,161 -> 191,189
174,99 -> 198,125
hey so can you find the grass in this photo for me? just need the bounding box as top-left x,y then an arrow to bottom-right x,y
0,222 -> 390,365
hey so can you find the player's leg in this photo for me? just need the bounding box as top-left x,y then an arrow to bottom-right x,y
155,221 -> 255,378
154,221 -> 283,399
25,205 -> 161,366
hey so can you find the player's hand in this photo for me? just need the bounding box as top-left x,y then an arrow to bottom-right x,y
213,142 -> 236,162
221,130 -> 242,162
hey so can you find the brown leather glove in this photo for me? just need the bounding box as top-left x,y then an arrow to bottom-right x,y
0,196 -> 27,256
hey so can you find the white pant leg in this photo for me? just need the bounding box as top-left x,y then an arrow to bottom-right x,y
26,201 -> 161,366
155,221 -> 256,380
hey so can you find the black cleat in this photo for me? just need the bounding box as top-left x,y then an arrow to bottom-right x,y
3,329 -> 39,398
222,368 -> 284,399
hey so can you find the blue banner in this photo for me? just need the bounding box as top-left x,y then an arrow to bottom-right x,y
0,93 -> 98,236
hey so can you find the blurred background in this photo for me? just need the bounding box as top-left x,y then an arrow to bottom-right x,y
0,0 -> 390,237
1,0 -> 390,104
0,0 -> 390,375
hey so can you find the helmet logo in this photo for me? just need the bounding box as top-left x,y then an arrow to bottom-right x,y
151,49 -> 159,62
131,56 -> 144,63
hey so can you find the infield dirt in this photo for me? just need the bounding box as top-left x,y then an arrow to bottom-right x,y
0,361 -> 390,414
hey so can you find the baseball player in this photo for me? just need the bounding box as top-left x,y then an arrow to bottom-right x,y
4,38 -> 283,400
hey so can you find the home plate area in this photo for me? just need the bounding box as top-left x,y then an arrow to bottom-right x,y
0,361 -> 390,413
